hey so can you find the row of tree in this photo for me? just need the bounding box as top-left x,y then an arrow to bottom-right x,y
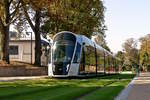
116,34 -> 150,72
0,0 -> 106,66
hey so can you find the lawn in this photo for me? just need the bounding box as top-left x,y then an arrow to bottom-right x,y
0,74 -> 135,100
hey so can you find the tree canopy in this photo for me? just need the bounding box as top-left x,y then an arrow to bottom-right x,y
0,0 -> 21,63
139,34 -> 150,69
0,0 -> 106,65
41,0 -> 105,37
122,38 -> 139,70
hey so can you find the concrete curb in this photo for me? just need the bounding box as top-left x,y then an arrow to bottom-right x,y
0,76 -> 47,82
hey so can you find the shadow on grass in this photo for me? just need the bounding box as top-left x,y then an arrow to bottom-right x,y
99,74 -> 135,80
0,85 -> 127,100
0,85 -> 98,100
78,85 -> 125,100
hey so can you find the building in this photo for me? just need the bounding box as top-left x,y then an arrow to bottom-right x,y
9,39 -> 35,63
9,31 -> 52,66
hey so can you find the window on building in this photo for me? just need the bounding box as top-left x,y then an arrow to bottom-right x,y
9,46 -> 18,55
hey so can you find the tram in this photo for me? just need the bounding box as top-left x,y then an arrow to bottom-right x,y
48,31 -> 120,77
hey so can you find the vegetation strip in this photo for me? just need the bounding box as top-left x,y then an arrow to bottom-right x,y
0,74 -> 134,100
0,85 -> 61,99
79,80 -> 131,100
74,81 -> 117,100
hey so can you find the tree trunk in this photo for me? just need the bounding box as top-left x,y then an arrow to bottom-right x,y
2,26 -> 10,63
0,0 -> 10,64
34,11 -> 41,66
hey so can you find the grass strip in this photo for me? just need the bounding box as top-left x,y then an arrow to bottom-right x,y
78,79 -> 131,100
0,74 -> 134,100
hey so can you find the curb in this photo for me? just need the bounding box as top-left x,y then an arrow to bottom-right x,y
0,76 -> 47,82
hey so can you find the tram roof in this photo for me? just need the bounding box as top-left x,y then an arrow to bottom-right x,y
54,31 -> 119,59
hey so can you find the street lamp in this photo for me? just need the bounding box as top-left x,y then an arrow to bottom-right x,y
26,32 -> 33,64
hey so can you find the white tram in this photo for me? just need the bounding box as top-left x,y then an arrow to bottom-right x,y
48,31 -> 120,77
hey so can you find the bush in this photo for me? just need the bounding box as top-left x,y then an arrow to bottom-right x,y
147,65 -> 150,72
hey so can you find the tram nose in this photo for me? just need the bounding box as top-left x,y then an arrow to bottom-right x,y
53,62 -> 69,75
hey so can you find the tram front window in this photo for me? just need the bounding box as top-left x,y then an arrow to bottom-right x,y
52,33 -> 76,75
53,40 -> 75,63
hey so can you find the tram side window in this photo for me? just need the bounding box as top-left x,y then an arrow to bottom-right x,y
114,59 -> 117,72
73,43 -> 81,63
84,46 -> 90,73
92,49 -> 96,66
108,56 -> 112,72
108,56 -> 110,71
79,47 -> 85,73
89,47 -> 96,72
105,54 -> 109,71
97,50 -> 104,72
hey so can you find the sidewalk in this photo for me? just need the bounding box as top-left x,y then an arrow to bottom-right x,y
0,76 -> 47,82
115,72 -> 150,100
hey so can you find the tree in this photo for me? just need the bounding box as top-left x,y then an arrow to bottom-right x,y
41,0 -> 105,37
91,33 -> 110,51
20,0 -> 44,66
139,34 -> 150,71
25,0 -> 106,66
0,0 -> 106,66
116,51 -> 124,65
115,51 -> 125,71
122,38 -> 139,71
0,0 -> 21,63
20,0 -> 56,66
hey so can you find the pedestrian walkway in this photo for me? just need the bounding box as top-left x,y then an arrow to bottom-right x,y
0,76 -> 47,82
115,72 -> 150,100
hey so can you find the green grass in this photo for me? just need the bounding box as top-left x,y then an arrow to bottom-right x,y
0,74 -> 135,100
78,80 -> 131,100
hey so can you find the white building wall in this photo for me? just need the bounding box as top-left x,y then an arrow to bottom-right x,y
9,40 -> 35,64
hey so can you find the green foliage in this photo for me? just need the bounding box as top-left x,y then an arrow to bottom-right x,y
122,38 -> 139,71
41,0 -> 105,37
139,34 -> 150,68
91,34 -> 110,51
0,0 -> 107,64
0,0 -> 21,62
116,51 -> 124,65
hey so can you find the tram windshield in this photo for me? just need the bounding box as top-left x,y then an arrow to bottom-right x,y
52,33 -> 76,63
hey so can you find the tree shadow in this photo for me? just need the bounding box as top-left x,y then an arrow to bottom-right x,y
99,74 -> 135,80
0,84 -> 128,100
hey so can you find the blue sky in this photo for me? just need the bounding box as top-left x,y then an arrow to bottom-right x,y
104,0 -> 150,53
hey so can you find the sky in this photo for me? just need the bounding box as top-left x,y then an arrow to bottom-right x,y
104,0 -> 150,53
